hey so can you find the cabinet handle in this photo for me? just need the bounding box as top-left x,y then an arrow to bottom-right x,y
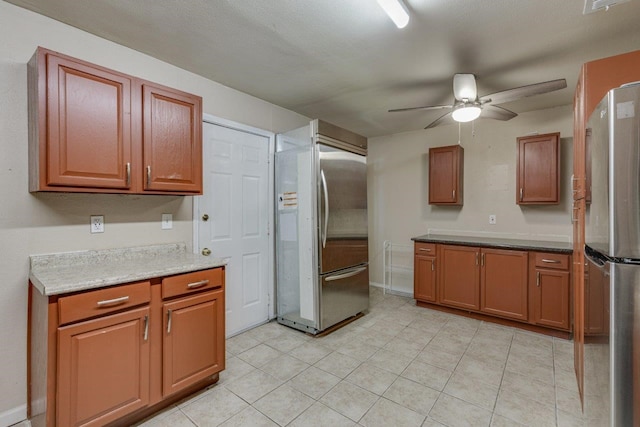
475,252 -> 479,266
419,248 -> 432,252
541,259 -> 561,264
431,260 -> 435,271
167,309 -> 172,334
187,279 -> 209,289
452,189 -> 456,200
126,162 -> 131,187
143,315 -> 149,341
96,296 -> 129,307
536,271 -> 541,287
520,188 -> 523,201
481,253 -> 485,267
146,165 -> 151,187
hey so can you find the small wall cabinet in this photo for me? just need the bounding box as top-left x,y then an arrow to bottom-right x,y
516,132 -> 560,204
28,47 -> 202,195
429,145 -> 463,205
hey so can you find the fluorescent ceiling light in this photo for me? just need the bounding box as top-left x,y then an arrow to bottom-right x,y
452,105 -> 481,123
377,0 -> 410,28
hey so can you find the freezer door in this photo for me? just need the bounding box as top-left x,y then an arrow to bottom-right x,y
318,144 -> 368,274
586,85 -> 640,258
320,265 -> 369,331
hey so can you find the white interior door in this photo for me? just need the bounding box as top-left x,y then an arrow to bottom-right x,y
197,118 -> 273,337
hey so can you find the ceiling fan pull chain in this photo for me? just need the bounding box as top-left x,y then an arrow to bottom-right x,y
472,120 -> 476,142
458,122 -> 461,145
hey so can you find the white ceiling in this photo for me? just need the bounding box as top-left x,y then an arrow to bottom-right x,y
6,0 -> 640,137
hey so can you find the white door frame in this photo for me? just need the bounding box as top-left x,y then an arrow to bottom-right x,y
193,113 -> 276,320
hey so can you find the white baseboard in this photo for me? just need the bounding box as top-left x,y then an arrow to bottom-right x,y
0,404 -> 27,427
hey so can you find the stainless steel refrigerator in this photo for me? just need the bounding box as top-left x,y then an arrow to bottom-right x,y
584,83 -> 640,426
275,119 -> 369,334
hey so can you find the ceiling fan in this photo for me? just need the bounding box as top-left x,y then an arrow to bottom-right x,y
389,74 -> 567,129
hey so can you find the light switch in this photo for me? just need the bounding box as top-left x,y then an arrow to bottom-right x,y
162,213 -> 173,230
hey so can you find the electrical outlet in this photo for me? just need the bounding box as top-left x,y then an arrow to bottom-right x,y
489,214 -> 497,225
161,213 -> 173,230
90,215 -> 104,233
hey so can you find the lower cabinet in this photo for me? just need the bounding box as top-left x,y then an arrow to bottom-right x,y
480,249 -> 528,321
530,252 -> 571,330
414,243 -> 437,302
163,290 -> 225,396
438,245 -> 480,310
57,306 -> 150,427
413,242 -> 571,334
30,267 -> 225,427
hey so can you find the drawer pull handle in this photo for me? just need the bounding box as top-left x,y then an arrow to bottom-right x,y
143,315 -> 149,341
96,296 -> 129,307
167,309 -> 172,334
187,279 -> 209,289
542,259 -> 561,264
418,248 -> 432,252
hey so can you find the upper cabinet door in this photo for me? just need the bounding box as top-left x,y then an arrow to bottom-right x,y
429,145 -> 464,205
142,84 -> 202,193
45,53 -> 132,189
516,132 -> 560,204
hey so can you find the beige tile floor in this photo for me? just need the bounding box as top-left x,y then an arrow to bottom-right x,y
138,286 -> 587,427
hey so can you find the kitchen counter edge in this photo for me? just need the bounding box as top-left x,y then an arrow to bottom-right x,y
29,243 -> 227,296
411,234 -> 572,254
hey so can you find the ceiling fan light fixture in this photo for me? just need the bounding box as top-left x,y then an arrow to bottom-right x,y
376,0 -> 410,28
452,105 -> 481,122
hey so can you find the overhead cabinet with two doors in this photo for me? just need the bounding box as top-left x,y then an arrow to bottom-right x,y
428,133 -> 560,205
28,47 -> 203,194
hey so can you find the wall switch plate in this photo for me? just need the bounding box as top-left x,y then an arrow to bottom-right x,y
90,215 -> 104,233
162,213 -> 173,230
489,214 -> 497,225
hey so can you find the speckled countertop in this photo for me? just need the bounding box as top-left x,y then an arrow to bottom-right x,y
412,234 -> 573,254
30,243 -> 227,296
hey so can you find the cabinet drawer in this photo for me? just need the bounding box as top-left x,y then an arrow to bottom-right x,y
58,281 -> 151,325
534,253 -> 570,270
162,268 -> 224,300
415,242 -> 437,255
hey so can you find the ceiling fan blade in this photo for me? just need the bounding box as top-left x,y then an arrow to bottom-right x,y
388,104 -> 452,113
453,74 -> 477,101
425,112 -> 455,129
480,79 -> 567,104
481,105 -> 518,121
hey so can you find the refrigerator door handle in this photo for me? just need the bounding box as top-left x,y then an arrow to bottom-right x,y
325,266 -> 367,282
321,169 -> 329,248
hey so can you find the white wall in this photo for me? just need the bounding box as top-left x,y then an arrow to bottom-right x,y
368,105 -> 574,293
0,2 -> 308,425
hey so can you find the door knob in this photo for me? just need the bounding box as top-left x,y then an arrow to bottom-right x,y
201,248 -> 211,256
202,214 -> 209,221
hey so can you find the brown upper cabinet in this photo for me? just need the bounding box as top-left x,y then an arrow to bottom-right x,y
516,132 -> 560,204
429,145 -> 463,205
28,47 -> 202,195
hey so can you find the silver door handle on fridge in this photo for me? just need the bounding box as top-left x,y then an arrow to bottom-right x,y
321,169 -> 329,249
325,266 -> 367,282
